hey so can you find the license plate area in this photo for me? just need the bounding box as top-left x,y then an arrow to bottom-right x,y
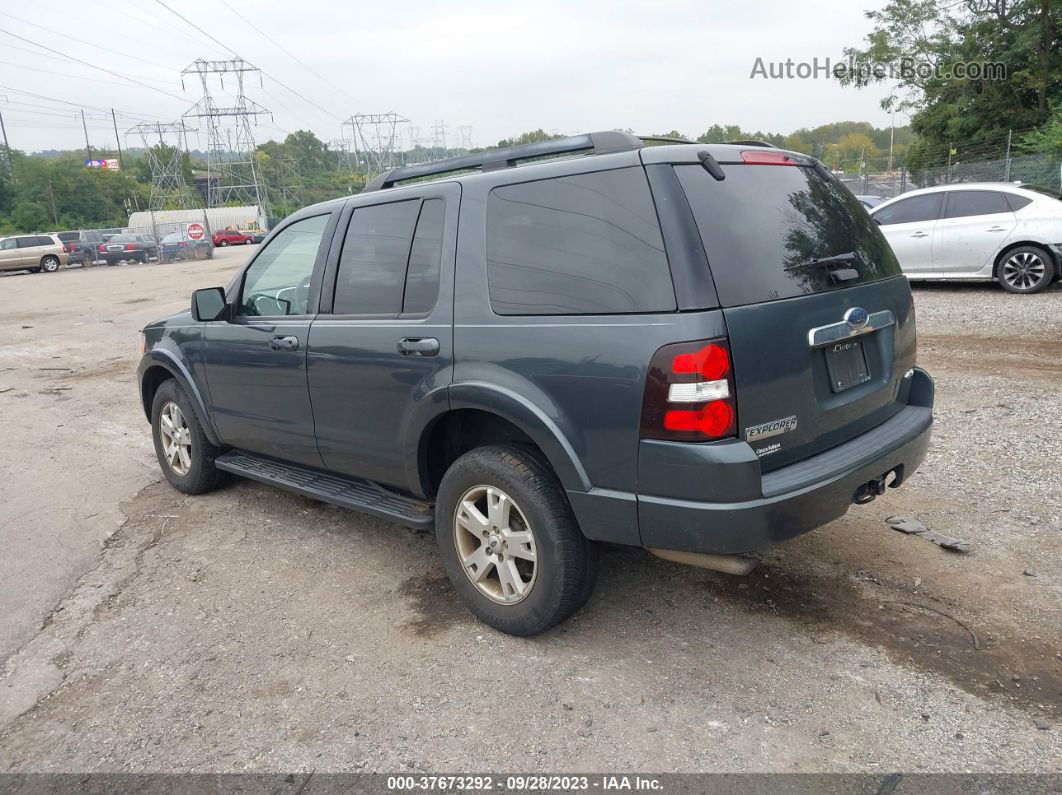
825,339 -> 871,393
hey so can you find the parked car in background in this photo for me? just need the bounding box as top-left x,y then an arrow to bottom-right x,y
0,234 -> 68,273
870,183 -> 1062,294
247,231 -> 266,243
138,133 -> 934,635
97,234 -> 160,265
159,231 -> 214,263
855,194 -> 885,209
212,229 -> 256,246
56,229 -> 108,266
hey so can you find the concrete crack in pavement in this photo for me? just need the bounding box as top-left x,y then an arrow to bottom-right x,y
0,480 -> 182,732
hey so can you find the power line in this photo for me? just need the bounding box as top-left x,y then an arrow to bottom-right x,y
0,85 -> 163,120
216,0 -> 360,106
0,58 -> 178,90
0,10 -> 178,73
0,29 -> 187,101
152,0 -> 344,122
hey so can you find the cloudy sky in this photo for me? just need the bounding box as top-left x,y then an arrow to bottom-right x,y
0,0 -> 903,154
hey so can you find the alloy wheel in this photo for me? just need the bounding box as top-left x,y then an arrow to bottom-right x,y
159,401 -> 192,476
1002,251 -> 1046,291
453,485 -> 538,604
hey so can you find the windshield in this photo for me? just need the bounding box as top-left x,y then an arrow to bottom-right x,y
677,163 -> 903,307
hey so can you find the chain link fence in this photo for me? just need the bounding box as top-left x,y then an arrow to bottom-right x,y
841,152 -> 1061,201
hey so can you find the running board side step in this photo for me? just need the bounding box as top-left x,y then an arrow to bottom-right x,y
215,451 -> 434,529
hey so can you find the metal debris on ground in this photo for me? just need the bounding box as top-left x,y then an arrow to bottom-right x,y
885,516 -> 972,553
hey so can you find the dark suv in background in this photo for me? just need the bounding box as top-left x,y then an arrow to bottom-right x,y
138,132 -> 934,636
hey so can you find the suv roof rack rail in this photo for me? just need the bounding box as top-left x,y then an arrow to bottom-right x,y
363,130 -> 644,192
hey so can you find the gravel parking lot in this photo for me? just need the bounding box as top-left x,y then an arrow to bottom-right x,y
0,254 -> 1059,773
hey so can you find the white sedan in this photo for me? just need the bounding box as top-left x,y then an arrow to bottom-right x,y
869,183 -> 1062,294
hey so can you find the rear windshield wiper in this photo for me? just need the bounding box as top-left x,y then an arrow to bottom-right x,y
784,252 -> 862,282
785,251 -> 860,271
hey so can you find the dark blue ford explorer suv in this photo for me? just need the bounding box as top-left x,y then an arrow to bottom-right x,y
138,132 -> 934,635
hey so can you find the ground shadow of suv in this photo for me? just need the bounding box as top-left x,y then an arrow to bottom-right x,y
138,132 -> 934,636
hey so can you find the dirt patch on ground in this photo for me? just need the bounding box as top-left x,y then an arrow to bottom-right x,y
396,575 -> 465,639
919,335 -> 1062,381
705,561 -> 1062,720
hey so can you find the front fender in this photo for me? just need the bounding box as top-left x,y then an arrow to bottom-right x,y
137,347 -> 222,447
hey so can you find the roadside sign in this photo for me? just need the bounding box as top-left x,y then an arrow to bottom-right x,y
187,223 -> 205,241
85,159 -> 120,170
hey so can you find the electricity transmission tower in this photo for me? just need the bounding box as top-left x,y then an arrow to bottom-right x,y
330,138 -> 355,174
182,58 -> 271,212
430,120 -> 448,161
277,156 -> 303,208
127,121 -> 196,210
456,125 -> 474,154
343,112 -> 409,175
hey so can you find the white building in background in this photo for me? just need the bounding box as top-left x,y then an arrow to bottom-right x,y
127,206 -> 268,234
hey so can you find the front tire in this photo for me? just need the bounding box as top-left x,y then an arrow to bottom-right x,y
40,255 -> 60,273
997,245 -> 1055,294
434,445 -> 599,636
218,240 -> 229,247
151,379 -> 224,495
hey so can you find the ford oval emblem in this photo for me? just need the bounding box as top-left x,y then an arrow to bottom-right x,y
845,307 -> 869,328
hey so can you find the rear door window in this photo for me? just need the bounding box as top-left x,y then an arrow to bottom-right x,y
676,164 -> 902,307
486,167 -> 675,315
871,194 -> 943,226
333,200 -> 420,315
16,236 -> 39,248
402,198 -> 445,315
944,190 -> 1010,218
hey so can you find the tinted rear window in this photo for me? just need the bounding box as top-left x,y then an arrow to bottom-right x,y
944,190 -> 1009,218
334,200 -> 420,315
486,167 -> 675,315
677,164 -> 902,307
1004,193 -> 1034,212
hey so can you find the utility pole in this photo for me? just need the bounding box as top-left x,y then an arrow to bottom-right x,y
0,108 -> 13,181
81,109 -> 92,164
887,110 -> 895,173
1004,129 -> 1013,182
47,180 -> 58,225
111,109 -> 124,170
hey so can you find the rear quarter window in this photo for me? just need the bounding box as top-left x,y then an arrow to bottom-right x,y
486,167 -> 675,315
676,164 -> 902,307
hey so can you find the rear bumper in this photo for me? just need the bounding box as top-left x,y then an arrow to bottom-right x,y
636,367 -> 934,555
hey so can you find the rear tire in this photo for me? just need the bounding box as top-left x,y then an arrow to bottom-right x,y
218,240 -> 229,247
997,245 -> 1055,294
151,379 -> 224,495
40,256 -> 60,273
434,444 -> 599,636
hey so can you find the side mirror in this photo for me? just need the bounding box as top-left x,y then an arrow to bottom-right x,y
191,287 -> 228,322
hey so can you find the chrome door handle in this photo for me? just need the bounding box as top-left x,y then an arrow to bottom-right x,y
910,231 -> 929,238
987,226 -> 1006,232
397,337 -> 440,356
269,335 -> 299,351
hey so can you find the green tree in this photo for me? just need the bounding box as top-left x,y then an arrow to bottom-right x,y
840,0 -> 1062,167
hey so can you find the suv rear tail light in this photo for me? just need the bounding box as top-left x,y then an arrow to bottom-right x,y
740,150 -> 799,166
640,339 -> 737,442
97,244 -> 106,253
125,242 -> 135,250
